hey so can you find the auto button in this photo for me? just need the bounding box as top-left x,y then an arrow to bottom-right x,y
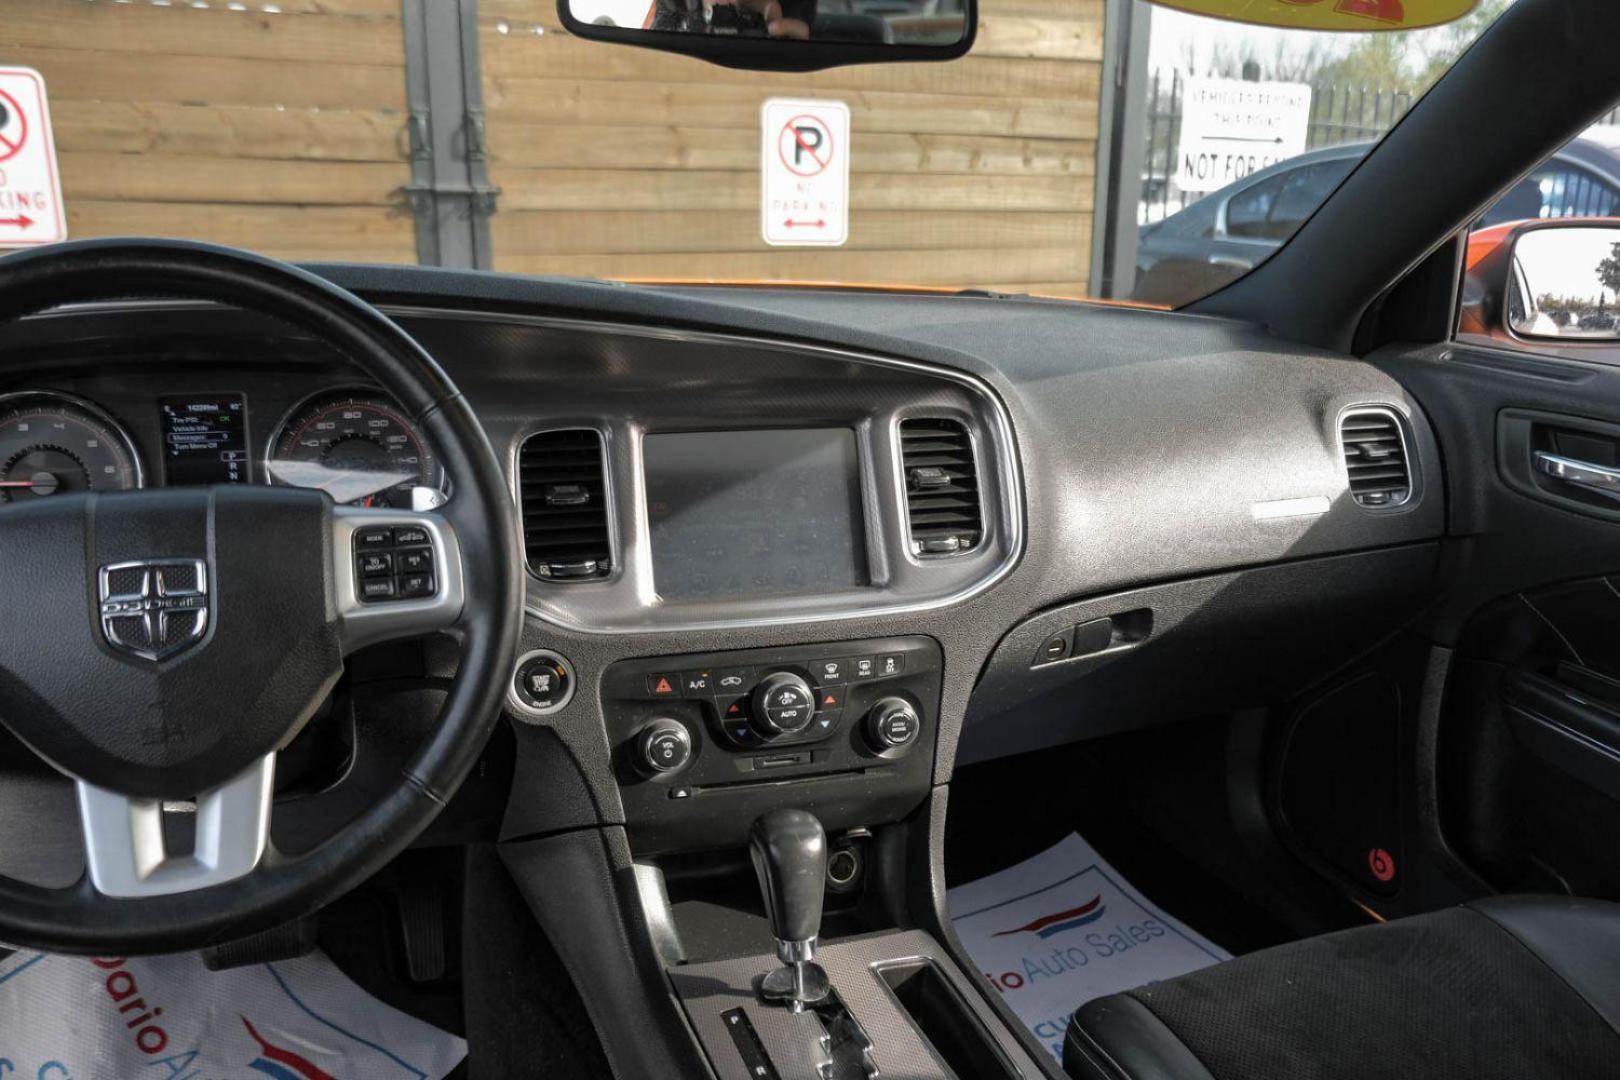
752,671 -> 816,736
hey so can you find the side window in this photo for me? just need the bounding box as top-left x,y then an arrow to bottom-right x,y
1224,174 -> 1287,240
1477,162 -> 1620,228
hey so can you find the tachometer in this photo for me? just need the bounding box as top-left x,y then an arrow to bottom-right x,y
267,390 -> 443,509
0,391 -> 142,503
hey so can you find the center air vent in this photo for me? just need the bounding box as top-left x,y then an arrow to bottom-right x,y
518,429 -> 612,580
1340,409 -> 1412,509
899,418 -> 983,556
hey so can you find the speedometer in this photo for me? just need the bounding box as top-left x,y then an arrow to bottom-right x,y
0,391 -> 142,503
267,390 -> 443,509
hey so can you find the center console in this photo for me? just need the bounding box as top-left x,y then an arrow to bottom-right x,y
602,636 -> 941,854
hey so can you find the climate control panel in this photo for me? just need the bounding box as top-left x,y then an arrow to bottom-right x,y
602,636 -> 942,853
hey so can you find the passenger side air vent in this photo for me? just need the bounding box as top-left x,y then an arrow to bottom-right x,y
899,418 -> 983,556
518,429 -> 612,580
1340,409 -> 1412,509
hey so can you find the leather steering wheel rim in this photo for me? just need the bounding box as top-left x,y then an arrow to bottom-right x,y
0,238 -> 523,954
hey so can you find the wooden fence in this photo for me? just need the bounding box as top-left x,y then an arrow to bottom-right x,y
1,0 -> 415,264
3,0 -> 1107,293
479,0 -> 1105,294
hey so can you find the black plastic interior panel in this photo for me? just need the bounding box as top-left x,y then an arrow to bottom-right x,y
602,636 -> 940,856
961,544 -> 1439,763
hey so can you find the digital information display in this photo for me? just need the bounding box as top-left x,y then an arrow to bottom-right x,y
644,428 -> 869,602
159,394 -> 251,485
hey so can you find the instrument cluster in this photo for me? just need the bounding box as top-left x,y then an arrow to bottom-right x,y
0,386 -> 444,509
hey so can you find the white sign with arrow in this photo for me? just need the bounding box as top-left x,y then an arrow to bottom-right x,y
761,98 -> 849,247
0,67 -> 66,247
1174,76 -> 1312,193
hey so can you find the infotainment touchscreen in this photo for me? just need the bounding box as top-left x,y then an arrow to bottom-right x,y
643,428 -> 868,602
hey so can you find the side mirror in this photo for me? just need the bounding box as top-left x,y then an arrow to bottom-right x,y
1507,225 -> 1620,341
557,0 -> 974,71
1461,220 -> 1620,346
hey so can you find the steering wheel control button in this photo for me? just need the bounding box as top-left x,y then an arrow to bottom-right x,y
399,573 -> 436,599
812,658 -> 847,684
358,551 -> 392,577
866,697 -> 921,752
637,718 -> 694,776
352,524 -> 438,604
361,578 -> 397,600
753,671 -> 817,735
647,673 -> 681,698
509,649 -> 576,719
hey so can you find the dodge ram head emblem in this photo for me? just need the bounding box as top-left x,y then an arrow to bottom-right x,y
97,559 -> 210,661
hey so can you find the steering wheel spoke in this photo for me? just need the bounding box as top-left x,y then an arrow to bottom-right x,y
75,753 -> 275,898
334,505 -> 466,652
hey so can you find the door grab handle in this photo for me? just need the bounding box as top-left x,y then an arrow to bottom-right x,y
1533,451 -> 1620,500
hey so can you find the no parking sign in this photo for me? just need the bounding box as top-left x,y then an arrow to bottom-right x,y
0,67 -> 67,248
761,98 -> 850,247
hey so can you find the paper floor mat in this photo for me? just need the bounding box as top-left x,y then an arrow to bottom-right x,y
0,946 -> 466,1079
948,832 -> 1230,1063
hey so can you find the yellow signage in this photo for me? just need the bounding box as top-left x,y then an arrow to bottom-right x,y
1147,0 -> 1478,32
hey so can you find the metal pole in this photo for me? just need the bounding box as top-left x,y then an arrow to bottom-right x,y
1088,0 -> 1152,300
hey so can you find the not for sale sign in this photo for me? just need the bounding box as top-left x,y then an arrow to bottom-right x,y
761,99 -> 849,247
1175,76 -> 1311,193
0,68 -> 66,248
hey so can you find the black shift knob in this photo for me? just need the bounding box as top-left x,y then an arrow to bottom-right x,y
749,808 -> 827,947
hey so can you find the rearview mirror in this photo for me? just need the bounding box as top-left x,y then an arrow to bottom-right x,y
557,0 -> 974,71
1507,226 -> 1620,342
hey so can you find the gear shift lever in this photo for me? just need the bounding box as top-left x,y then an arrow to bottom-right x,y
749,808 -> 831,1012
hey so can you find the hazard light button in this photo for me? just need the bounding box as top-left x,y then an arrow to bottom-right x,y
646,673 -> 681,698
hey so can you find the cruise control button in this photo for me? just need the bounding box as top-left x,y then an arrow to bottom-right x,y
811,658 -> 847,684
399,573 -> 435,598
357,552 -> 392,577
393,525 -> 430,546
396,547 -> 433,574
361,578 -> 396,601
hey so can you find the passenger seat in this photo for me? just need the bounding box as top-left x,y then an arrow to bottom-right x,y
1064,895 -> 1620,1079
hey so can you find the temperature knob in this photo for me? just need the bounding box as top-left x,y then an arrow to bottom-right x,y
751,671 -> 817,736
865,697 -> 921,752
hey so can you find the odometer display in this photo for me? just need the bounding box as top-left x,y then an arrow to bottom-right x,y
0,392 -> 142,503
267,391 -> 440,508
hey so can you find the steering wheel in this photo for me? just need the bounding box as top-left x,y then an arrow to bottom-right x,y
0,239 -> 523,954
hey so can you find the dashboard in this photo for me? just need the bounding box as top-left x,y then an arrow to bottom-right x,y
0,272 -> 1447,863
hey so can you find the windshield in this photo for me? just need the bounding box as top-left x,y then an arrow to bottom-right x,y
1,0 -> 1517,306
